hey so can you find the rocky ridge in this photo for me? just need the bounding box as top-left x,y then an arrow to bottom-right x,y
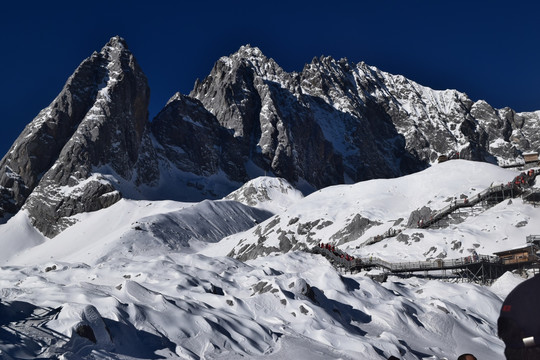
1,37 -> 539,237
1,37 -> 157,236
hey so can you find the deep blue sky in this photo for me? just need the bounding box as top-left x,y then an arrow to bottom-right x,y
1,1 -> 539,157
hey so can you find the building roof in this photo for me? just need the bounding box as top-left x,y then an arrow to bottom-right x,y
493,244 -> 538,256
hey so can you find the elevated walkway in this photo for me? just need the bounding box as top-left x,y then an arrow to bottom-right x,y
417,184 -> 519,228
361,169 -> 539,246
416,169 -> 539,229
311,242 -> 540,285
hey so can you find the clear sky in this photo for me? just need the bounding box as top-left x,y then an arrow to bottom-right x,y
1,0 -> 539,157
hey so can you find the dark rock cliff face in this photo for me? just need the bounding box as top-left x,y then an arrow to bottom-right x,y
190,46 -> 344,191
1,40 -> 539,236
18,37 -> 156,236
0,49 -> 109,219
191,49 -> 425,186
297,57 -> 426,181
151,93 -> 247,182
192,46 -> 540,185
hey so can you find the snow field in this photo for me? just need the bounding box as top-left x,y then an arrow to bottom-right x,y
0,161 -> 536,359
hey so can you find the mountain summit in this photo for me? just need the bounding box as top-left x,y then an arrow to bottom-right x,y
0,37 -> 538,360
1,36 -> 539,236
0,36 -> 156,236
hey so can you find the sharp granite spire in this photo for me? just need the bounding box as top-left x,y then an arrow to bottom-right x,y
1,39 -> 539,236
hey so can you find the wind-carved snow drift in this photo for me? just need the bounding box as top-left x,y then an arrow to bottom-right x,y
0,37 -> 539,237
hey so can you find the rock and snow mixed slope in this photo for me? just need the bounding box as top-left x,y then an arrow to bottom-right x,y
214,160 -> 539,262
0,161 -> 538,359
225,176 -> 305,214
2,36 -> 540,239
2,36 -> 540,359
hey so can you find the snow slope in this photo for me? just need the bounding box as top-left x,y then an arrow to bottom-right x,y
0,160 -> 537,359
225,177 -> 304,214
0,251 -> 513,360
4,198 -> 272,266
211,160 -> 531,262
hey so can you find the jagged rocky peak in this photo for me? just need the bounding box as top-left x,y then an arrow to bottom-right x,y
190,45 -> 293,118
190,44 -> 345,191
232,44 -> 266,60
221,44 -> 286,79
18,36 -> 156,237
164,91 -> 183,106
104,35 -> 128,49
0,40 -> 111,220
300,55 -> 368,112
52,34 -> 151,179
190,42 -> 540,191
151,92 -> 247,182
3,38 -> 540,236
190,50 -> 261,137
307,54 -> 351,69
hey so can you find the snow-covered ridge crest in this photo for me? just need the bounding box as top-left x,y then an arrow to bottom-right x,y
3,36 -> 540,238
4,196 -> 273,265
225,176 -> 304,214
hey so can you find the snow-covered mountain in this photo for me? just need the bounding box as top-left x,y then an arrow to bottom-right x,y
214,160 -> 540,262
1,36 -> 540,359
0,37 -> 158,237
1,36 -> 539,237
1,160 -> 537,359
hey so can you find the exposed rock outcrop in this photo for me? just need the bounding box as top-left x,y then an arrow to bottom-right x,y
20,36 -> 156,236
190,46 -> 345,192
152,93 -> 247,184
2,39 -> 540,237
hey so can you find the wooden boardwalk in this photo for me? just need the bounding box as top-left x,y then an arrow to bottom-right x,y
417,169 -> 538,229
360,169 -> 539,246
311,246 -> 539,284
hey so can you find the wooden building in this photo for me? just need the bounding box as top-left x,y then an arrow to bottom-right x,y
437,155 -> 448,163
523,152 -> 539,163
494,245 -> 539,265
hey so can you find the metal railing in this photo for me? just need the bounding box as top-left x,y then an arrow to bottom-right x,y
312,245 -> 499,273
527,235 -> 540,244
419,182 -> 524,228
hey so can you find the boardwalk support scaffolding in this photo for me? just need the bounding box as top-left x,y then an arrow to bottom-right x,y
311,244 -> 540,285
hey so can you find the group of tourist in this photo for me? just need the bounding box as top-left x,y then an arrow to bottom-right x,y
510,168 -> 537,187
318,243 -> 356,262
